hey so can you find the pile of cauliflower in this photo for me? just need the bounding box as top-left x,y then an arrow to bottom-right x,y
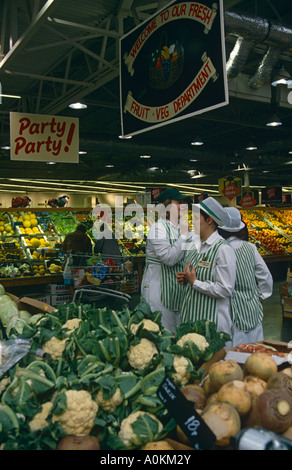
0,298 -> 227,450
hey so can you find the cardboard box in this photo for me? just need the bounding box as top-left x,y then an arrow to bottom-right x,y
7,293 -> 55,314
50,294 -> 72,306
281,296 -> 292,319
47,284 -> 71,295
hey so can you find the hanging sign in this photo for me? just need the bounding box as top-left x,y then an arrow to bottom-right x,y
218,176 -> 242,201
10,112 -> 79,163
120,0 -> 228,136
261,187 -> 282,205
237,187 -> 259,208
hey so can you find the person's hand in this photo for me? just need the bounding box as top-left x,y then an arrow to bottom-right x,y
184,262 -> 197,284
176,271 -> 186,285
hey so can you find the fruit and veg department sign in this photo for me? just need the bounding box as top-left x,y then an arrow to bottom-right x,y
119,0 -> 228,136
10,112 -> 79,163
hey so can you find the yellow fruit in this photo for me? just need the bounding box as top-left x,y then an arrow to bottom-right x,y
23,220 -> 31,228
0,226 -> 4,232
31,238 -> 41,248
30,219 -> 38,227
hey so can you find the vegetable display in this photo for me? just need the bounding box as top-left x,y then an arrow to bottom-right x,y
0,295 -> 229,450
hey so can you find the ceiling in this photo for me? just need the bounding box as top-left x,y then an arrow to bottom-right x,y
0,0 -> 292,197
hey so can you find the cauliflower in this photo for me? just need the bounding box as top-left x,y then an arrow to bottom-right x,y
127,338 -> 158,370
118,411 -> 163,448
52,390 -> 98,435
62,318 -> 81,334
177,333 -> 209,352
29,402 -> 52,432
172,355 -> 191,386
130,319 -> 160,335
0,377 -> 11,394
95,387 -> 123,413
42,337 -> 68,360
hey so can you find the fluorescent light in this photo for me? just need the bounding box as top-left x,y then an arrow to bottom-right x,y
69,102 -> 87,109
119,134 -> 132,139
271,65 -> 292,87
0,94 -> 21,99
105,164 -> 114,168
191,137 -> 204,146
1,146 -> 10,150
78,151 -> 87,154
140,155 -> 151,159
266,114 -> 282,127
46,161 -> 56,165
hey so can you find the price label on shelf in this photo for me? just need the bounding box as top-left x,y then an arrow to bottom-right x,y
157,375 -> 216,450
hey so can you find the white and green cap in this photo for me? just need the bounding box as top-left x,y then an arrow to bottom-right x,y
195,197 -> 229,226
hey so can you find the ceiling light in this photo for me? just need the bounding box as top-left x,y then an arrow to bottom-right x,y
271,65 -> 292,87
149,167 -> 159,171
140,155 -> 151,159
119,134 -> 132,139
191,136 -> 204,146
189,159 -> 198,162
1,146 -> 10,150
69,102 -> 87,109
46,161 -> 56,165
78,151 -> 87,154
105,164 -> 114,168
266,113 -> 282,127
289,151 -> 292,154
245,142 -> 258,150
0,94 -> 21,99
191,171 -> 205,179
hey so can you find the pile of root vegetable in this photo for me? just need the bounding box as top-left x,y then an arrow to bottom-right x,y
0,297 -> 230,450
176,353 -> 292,448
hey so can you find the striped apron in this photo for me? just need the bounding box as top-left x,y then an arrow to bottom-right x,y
144,220 -> 186,311
180,239 -> 227,325
231,241 -> 263,332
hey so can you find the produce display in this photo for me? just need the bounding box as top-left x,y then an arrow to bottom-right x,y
0,291 -> 230,450
241,209 -> 292,256
0,283 -> 291,451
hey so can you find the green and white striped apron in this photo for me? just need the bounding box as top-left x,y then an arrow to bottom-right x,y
180,239 -> 227,324
145,220 -> 186,311
231,241 -> 263,332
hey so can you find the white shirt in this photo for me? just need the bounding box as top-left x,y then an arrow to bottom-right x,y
191,230 -> 237,337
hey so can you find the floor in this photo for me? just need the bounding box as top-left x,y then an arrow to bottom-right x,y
262,280 -> 292,343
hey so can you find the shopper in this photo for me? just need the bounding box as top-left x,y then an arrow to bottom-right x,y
93,210 -> 122,264
177,197 -> 236,341
218,206 -> 273,346
62,224 -> 93,289
141,187 -> 193,331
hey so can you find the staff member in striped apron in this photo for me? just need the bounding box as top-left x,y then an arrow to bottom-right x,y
177,197 -> 236,340
141,188 -> 194,331
218,207 -> 273,346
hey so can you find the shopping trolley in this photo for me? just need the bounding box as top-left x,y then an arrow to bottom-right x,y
68,252 -> 136,308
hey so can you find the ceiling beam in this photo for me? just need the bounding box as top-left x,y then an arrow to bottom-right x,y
0,0 -> 62,72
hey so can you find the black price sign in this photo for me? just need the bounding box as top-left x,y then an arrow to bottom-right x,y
157,376 -> 216,450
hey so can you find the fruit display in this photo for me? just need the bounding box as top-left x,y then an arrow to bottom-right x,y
241,209 -> 292,257
0,293 -> 291,451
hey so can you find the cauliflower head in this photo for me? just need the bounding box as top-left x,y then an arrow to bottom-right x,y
118,411 -> 163,448
42,337 -> 68,360
52,390 -> 98,435
177,333 -> 209,352
95,387 -> 123,413
130,319 -> 160,335
29,402 -> 52,432
172,355 -> 191,386
62,318 -> 81,334
127,338 -> 158,370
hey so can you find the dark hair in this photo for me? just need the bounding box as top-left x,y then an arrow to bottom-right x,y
218,224 -> 249,241
200,209 -> 219,229
76,224 -> 87,233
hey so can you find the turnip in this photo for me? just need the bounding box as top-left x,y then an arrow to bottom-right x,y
57,435 -> 100,450
217,380 -> 251,416
250,389 -> 292,434
208,360 -> 244,391
266,372 -> 292,396
244,352 -> 277,381
243,375 -> 267,398
181,384 -> 207,410
201,402 -> 241,447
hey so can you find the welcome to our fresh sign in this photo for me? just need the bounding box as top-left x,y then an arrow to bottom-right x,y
10,112 -> 79,163
120,0 -> 228,137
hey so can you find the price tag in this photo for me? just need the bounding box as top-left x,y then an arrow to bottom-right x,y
157,376 -> 216,450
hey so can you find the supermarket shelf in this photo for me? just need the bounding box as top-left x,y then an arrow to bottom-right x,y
0,274 -> 63,288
